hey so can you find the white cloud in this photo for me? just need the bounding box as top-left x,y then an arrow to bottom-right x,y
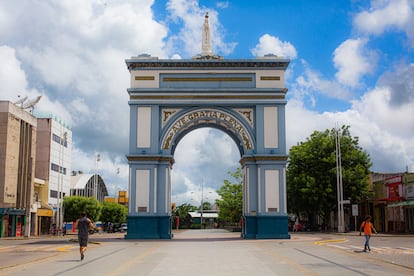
166,0 -> 236,57
0,46 -> 28,97
250,34 -> 297,59
353,0 -> 414,48
333,38 -> 376,87
333,39 -> 376,87
291,60 -> 352,102
353,0 -> 412,36
352,81 -> 414,139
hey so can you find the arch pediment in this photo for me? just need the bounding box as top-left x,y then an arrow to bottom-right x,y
161,108 -> 254,154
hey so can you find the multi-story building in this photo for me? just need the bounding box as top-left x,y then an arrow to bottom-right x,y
0,101 -> 37,237
371,172 -> 414,233
33,177 -> 53,235
35,114 -> 72,232
402,173 -> 414,231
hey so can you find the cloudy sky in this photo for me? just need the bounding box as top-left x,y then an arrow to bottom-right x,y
1,0 -> 413,206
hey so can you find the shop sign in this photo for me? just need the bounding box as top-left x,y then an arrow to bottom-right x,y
37,209 -> 53,217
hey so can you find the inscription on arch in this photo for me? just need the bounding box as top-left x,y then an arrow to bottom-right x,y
162,109 -> 253,150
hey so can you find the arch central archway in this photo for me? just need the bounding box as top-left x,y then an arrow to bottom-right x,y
125,56 -> 290,239
161,107 -> 254,156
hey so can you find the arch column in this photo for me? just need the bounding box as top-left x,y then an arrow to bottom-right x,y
126,156 -> 173,239
241,156 -> 289,239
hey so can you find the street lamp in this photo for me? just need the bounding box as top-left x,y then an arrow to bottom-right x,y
58,131 -> 67,235
200,179 -> 204,225
115,168 -> 120,202
94,152 -> 101,200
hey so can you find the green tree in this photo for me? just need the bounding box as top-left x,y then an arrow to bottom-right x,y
201,201 -> 211,211
215,168 -> 243,223
100,202 -> 127,224
63,196 -> 102,222
175,203 -> 195,228
287,125 -> 372,228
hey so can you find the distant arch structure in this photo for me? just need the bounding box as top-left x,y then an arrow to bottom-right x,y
70,173 -> 108,202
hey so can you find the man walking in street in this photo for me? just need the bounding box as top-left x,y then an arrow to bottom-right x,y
359,215 -> 377,252
77,211 -> 94,260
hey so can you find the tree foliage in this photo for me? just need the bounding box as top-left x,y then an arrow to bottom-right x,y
174,203 -> 196,228
63,196 -> 101,222
287,126 -> 372,227
100,202 -> 128,224
215,168 -> 243,223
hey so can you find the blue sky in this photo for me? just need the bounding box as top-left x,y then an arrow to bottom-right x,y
1,0 -> 413,205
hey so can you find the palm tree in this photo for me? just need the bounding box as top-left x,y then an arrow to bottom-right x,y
175,203 -> 195,228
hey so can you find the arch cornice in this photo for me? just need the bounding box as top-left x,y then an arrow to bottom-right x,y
160,108 -> 255,154
240,155 -> 288,166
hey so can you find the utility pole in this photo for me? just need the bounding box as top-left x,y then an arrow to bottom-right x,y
335,126 -> 345,233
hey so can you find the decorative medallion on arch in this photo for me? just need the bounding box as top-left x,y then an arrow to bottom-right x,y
233,108 -> 254,127
161,108 -> 182,128
161,108 -> 254,152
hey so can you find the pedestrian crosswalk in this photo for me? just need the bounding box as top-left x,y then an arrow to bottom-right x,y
324,243 -> 414,254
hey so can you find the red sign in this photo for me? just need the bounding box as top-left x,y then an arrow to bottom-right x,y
16,222 -> 22,237
385,176 -> 404,201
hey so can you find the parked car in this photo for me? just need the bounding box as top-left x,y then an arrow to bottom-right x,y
94,221 -> 103,233
121,223 -> 127,232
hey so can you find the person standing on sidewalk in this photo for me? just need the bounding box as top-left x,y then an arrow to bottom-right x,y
77,211 -> 94,260
359,215 -> 377,252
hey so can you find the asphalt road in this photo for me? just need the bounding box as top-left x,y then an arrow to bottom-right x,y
1,230 -> 413,275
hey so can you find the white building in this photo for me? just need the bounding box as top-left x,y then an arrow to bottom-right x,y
70,172 -> 108,202
35,114 -> 72,227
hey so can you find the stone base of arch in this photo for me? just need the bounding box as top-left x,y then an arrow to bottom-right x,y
242,215 -> 290,239
125,216 -> 172,239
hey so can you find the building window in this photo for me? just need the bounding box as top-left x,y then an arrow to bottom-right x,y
51,163 -> 67,175
52,133 -> 68,147
50,190 -> 65,198
51,163 -> 59,172
50,190 -> 58,198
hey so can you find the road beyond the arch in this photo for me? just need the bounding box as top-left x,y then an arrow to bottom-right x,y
1,229 -> 413,275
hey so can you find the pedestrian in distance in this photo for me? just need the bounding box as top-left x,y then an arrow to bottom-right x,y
77,211 -> 94,260
359,215 -> 377,252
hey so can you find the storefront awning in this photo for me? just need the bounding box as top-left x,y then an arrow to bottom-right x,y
0,208 -> 26,215
37,202 -> 54,217
37,209 -> 53,217
387,200 -> 414,207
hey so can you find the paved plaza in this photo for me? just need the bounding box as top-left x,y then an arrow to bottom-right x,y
1,229 -> 414,275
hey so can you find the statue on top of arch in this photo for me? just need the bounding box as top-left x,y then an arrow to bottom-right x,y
193,13 -> 223,60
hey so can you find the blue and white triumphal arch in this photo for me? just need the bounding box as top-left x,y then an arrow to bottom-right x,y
125,15 -> 290,239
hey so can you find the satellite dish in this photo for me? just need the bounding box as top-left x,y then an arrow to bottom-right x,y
14,96 -> 28,107
22,96 -> 42,111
